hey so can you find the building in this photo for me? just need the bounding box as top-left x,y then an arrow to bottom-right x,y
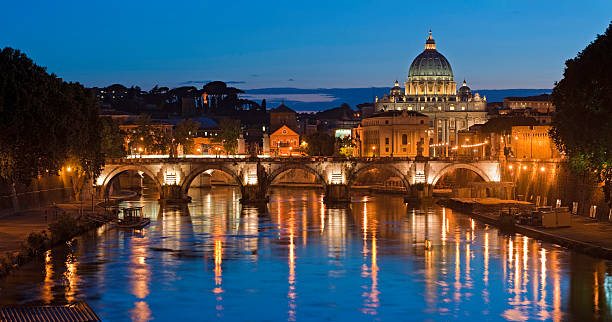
510,125 -> 561,159
503,94 -> 553,113
270,103 -> 297,131
352,110 -> 430,157
270,125 -> 300,156
314,104 -> 361,137
374,31 -> 488,157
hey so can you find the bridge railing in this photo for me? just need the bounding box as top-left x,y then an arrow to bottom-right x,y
105,155 -> 501,164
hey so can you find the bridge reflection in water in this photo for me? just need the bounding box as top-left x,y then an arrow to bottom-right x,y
0,186 -> 610,321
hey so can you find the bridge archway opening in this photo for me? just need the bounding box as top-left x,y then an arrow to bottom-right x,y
348,165 -> 410,193
267,165 -> 327,193
182,166 -> 243,199
102,167 -> 161,199
433,167 -> 487,197
268,167 -> 326,192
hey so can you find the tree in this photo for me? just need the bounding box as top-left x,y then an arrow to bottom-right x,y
337,136 -> 355,157
126,114 -> 156,154
0,48 -> 104,201
215,119 -> 241,155
174,119 -> 200,154
303,133 -> 335,156
550,22 -> 612,209
100,117 -> 127,158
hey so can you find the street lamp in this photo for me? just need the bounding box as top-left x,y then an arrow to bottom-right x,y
372,146 -> 376,157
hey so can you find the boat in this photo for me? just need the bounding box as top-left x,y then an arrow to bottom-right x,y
115,206 -> 151,229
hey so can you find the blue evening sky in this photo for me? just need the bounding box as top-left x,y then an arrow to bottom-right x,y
1,0 -> 610,90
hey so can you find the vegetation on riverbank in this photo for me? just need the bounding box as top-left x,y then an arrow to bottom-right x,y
0,212 -> 105,279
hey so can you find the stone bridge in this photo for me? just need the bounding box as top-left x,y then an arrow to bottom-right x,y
95,157 -> 501,204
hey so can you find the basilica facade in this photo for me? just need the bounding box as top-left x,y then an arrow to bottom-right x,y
374,31 -> 488,157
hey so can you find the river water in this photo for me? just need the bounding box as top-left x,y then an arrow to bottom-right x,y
0,187 -> 611,321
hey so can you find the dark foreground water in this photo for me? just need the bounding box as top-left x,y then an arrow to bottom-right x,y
1,187 -> 612,321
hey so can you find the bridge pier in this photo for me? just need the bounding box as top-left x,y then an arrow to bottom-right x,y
159,185 -> 189,204
240,184 -> 269,204
324,184 -> 351,205
403,184 -> 433,204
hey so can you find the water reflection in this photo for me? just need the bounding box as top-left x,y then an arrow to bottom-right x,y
0,187 -> 611,321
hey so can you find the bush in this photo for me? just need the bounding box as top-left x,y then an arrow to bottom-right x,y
23,231 -> 48,256
48,213 -> 80,242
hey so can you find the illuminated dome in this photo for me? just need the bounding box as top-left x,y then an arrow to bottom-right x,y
390,80 -> 402,96
458,80 -> 472,101
408,31 -> 453,80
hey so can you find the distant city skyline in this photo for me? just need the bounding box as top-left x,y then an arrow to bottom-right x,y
1,0 -> 610,90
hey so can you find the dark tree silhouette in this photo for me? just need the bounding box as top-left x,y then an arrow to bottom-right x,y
551,22 -> 612,208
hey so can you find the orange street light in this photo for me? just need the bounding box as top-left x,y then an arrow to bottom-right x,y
138,147 -> 143,152
66,167 -> 72,172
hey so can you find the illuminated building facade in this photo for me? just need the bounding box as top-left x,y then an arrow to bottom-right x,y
374,31 -> 488,156
510,125 -> 561,159
270,125 -> 300,156
503,94 -> 554,113
352,110 -> 430,157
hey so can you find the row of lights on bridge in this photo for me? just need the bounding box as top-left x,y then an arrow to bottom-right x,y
508,164 -> 552,173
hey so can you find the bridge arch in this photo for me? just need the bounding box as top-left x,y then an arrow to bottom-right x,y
100,165 -> 162,198
430,163 -> 491,186
347,163 -> 411,192
181,164 -> 244,196
267,163 -> 327,192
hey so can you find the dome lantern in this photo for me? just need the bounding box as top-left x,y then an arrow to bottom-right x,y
425,30 -> 436,50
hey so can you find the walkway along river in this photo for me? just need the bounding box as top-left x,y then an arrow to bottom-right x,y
0,186 -> 611,321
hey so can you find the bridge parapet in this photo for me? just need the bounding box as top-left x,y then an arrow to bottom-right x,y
96,157 -> 500,205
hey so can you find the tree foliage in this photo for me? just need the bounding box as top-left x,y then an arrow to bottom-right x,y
0,47 -> 104,186
337,136 -> 355,157
215,118 -> 241,155
550,22 -> 612,206
100,117 -> 127,158
174,119 -> 200,154
303,133 -> 335,156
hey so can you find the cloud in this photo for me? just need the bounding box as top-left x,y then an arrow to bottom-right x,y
287,78 -> 295,82
179,80 -> 211,85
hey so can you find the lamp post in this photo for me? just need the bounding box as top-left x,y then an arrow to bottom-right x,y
372,145 -> 376,157
91,182 -> 95,211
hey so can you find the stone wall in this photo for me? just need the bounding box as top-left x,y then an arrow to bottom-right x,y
0,174 -> 73,215
503,160 -> 610,219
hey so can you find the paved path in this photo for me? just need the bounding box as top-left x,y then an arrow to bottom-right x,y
0,203 -> 100,253
526,215 -> 612,250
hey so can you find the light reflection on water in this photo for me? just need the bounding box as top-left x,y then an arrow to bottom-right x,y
0,186 -> 611,321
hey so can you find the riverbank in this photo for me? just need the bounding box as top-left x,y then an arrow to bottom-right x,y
0,201 -> 111,279
440,198 -> 612,260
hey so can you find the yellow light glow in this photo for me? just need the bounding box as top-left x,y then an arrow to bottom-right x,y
540,167 -> 546,172
66,167 -> 72,172
508,165 -> 513,169
523,165 -> 528,170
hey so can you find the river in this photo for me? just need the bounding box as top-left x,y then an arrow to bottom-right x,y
0,186 -> 611,321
